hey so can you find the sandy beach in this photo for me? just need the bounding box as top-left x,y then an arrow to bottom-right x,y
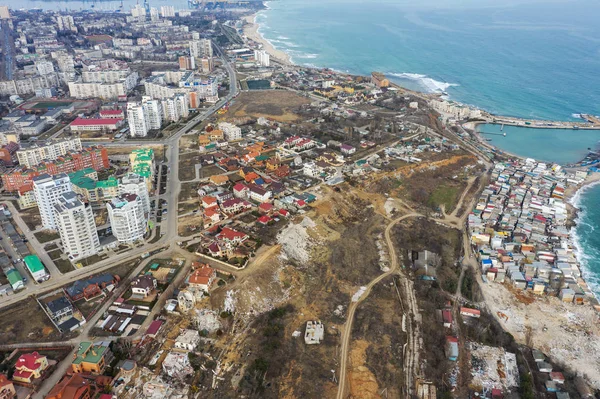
242,14 -> 292,66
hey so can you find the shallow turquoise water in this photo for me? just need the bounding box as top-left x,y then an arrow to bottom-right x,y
572,183 -> 600,298
477,124 -> 600,164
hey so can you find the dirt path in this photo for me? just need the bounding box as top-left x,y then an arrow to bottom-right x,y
336,212 -> 421,399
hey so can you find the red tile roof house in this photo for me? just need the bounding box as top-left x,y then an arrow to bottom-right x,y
278,209 -> 290,218
217,227 -> 248,243
257,215 -> 272,225
208,242 -> 223,257
233,183 -> 249,199
145,320 -> 163,338
258,203 -> 274,214
188,265 -> 216,292
442,309 -> 453,328
203,208 -> 221,228
201,196 -> 218,209
12,352 -> 49,383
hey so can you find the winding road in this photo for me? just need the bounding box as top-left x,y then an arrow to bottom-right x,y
336,212 -> 421,399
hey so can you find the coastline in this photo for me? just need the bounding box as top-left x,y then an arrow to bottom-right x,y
243,3 -> 600,303
242,14 -> 292,66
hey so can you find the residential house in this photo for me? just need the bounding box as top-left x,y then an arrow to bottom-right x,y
45,373 -> 93,399
257,215 -> 272,225
209,175 -> 229,186
201,196 -> 218,209
258,203 -> 274,214
220,198 -> 252,214
248,184 -> 272,203
304,321 -> 324,345
0,374 -> 15,399
46,296 -> 74,321
233,183 -> 249,199
216,227 -> 248,245
72,342 -> 110,374
131,275 -> 157,298
445,336 -> 459,361
174,329 -> 200,351
188,265 -> 216,292
340,144 -> 356,155
13,352 -> 49,383
203,208 -> 221,227
65,274 -> 119,301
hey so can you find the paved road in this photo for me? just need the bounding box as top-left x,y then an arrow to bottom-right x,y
0,44 -> 238,311
336,213 -> 421,399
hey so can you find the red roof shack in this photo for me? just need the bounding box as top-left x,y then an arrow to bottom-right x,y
460,307 -> 481,318
257,215 -> 271,225
146,320 -> 163,337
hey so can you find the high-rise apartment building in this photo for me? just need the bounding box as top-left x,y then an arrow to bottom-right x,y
119,173 -> 151,216
107,194 -> 148,243
127,102 -> 148,138
33,173 -> 72,229
54,192 -> 100,260
189,39 -> 212,58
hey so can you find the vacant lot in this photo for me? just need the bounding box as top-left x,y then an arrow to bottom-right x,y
34,230 -> 59,243
223,90 -> 310,122
179,152 -> 202,181
20,209 -> 42,230
0,298 -> 71,344
106,145 -> 165,160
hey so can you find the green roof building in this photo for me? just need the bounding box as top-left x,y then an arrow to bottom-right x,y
72,341 -> 109,374
24,255 -> 47,281
6,269 -> 24,290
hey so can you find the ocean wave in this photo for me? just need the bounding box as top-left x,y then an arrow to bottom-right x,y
276,35 -> 290,40
570,180 -> 600,299
387,72 -> 459,94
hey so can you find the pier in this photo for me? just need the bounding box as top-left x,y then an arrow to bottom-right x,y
485,116 -> 600,130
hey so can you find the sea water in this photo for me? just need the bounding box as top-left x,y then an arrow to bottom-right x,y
255,0 -> 600,296
572,183 -> 600,298
257,0 -> 600,121
477,124 -> 600,165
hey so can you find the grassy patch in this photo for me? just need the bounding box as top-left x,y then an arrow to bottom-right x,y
20,209 -> 42,231
44,243 -> 59,251
54,258 -> 74,274
47,249 -> 62,260
76,253 -> 109,267
179,182 -> 199,202
429,185 -> 459,213
34,230 -> 60,243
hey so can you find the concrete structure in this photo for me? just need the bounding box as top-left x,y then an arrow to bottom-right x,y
254,49 -> 270,67
56,15 -> 77,32
218,122 -> 242,141
55,191 -> 101,261
304,320 -> 324,344
33,173 -> 72,229
119,173 -> 151,215
16,138 -> 82,168
127,102 -> 148,138
107,194 -> 148,243
189,38 -> 212,58
174,329 -> 200,351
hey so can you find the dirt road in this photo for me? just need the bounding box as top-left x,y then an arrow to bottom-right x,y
336,212 -> 421,399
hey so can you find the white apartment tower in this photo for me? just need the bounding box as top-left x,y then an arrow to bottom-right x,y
189,39 -> 213,58
36,61 -> 55,76
254,50 -> 270,67
107,194 -> 148,243
119,173 -> 151,216
142,96 -> 163,129
127,102 -> 148,138
56,15 -> 77,32
54,191 -> 100,260
33,173 -> 72,229
160,5 -> 175,17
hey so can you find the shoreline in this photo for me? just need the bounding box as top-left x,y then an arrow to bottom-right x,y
566,174 -> 600,304
242,14 -> 292,66
242,3 -> 600,303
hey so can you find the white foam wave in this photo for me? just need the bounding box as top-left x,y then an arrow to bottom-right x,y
570,180 -> 600,299
388,72 -> 459,94
277,35 -> 290,40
